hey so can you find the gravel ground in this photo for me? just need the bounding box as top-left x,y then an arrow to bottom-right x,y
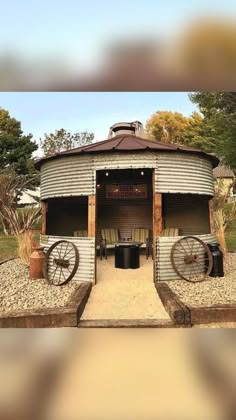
0,259 -> 78,313
168,253 -> 236,307
81,255 -> 170,320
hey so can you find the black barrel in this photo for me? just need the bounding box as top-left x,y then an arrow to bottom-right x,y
207,242 -> 224,277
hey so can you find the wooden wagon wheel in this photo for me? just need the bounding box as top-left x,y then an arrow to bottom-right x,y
43,240 -> 79,286
171,236 -> 213,283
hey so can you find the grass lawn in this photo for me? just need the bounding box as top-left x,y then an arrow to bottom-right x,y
226,236 -> 236,252
225,218 -> 236,252
0,231 -> 40,262
0,236 -> 18,261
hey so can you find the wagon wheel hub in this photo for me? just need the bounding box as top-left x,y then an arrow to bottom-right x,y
184,254 -> 198,264
53,258 -> 70,269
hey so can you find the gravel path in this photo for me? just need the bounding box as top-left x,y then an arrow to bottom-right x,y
81,255 -> 170,320
0,259 -> 78,313
168,254 -> 236,307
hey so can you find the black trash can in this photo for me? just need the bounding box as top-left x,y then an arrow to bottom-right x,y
207,242 -> 224,277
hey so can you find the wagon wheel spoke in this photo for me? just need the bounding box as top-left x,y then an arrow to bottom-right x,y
185,238 -> 193,254
63,247 -> 74,259
52,266 -> 59,284
63,242 -> 69,259
174,248 -> 187,255
178,241 -> 189,255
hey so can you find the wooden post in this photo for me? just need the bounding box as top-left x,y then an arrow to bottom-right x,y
88,195 -> 96,237
88,194 -> 97,284
153,193 -> 163,239
152,170 -> 163,282
41,201 -> 47,235
209,198 -> 215,234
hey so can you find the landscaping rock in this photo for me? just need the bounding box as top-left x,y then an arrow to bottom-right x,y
168,254 -> 236,307
0,259 -> 78,313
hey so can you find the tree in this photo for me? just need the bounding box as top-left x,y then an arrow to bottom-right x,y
146,111 -> 189,144
213,178 -> 236,256
40,129 -> 94,157
0,108 -> 38,178
145,109 -> 216,152
190,92 -> 236,170
185,112 -> 217,153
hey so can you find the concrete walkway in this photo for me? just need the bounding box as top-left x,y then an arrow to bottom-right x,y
81,255 -> 170,320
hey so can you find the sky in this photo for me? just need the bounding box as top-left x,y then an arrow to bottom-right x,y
0,92 -> 197,151
0,0 -> 235,69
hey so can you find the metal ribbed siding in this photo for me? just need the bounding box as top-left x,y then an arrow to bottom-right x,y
40,156 -> 95,199
155,234 -> 217,282
155,153 -> 214,195
40,151 -> 215,199
40,235 -> 95,282
94,152 -> 157,170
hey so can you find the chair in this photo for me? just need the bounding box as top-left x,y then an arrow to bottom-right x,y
74,229 -> 88,237
74,229 -> 103,259
100,228 -> 120,259
161,228 -> 179,237
131,228 -> 152,259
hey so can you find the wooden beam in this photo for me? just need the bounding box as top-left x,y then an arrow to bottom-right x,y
209,198 -> 215,234
78,319 -> 175,328
157,283 -> 191,325
88,195 -> 96,237
88,194 -> 97,284
152,171 -> 163,281
153,192 -> 163,239
41,201 -> 47,235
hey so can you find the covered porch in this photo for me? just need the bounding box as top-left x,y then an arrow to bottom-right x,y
41,167 -> 214,284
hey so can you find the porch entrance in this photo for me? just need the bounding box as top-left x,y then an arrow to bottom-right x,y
96,168 -> 154,276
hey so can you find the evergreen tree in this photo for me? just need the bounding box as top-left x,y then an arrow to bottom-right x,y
0,108 -> 38,179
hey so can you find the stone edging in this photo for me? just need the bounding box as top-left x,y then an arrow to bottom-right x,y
0,282 -> 92,328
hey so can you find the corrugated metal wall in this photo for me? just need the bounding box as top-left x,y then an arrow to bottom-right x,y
156,234 -> 217,282
40,151 -> 214,199
40,156 -> 95,199
163,194 -> 210,235
40,235 -> 95,282
94,152 -> 157,171
155,153 -> 214,195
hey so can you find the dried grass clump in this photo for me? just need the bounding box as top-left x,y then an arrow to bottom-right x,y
16,230 -> 33,265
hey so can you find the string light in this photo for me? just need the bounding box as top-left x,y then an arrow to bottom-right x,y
105,171 -> 109,176
141,171 -> 144,176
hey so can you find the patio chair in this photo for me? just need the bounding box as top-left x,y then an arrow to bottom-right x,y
161,228 -> 179,236
100,228 -> 120,259
131,228 -> 152,259
74,229 -> 88,237
74,229 -> 103,259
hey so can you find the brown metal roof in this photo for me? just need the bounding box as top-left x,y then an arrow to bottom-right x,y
35,134 -> 219,169
213,163 -> 235,178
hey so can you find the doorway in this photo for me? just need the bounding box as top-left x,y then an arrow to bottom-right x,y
95,168 -> 153,280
